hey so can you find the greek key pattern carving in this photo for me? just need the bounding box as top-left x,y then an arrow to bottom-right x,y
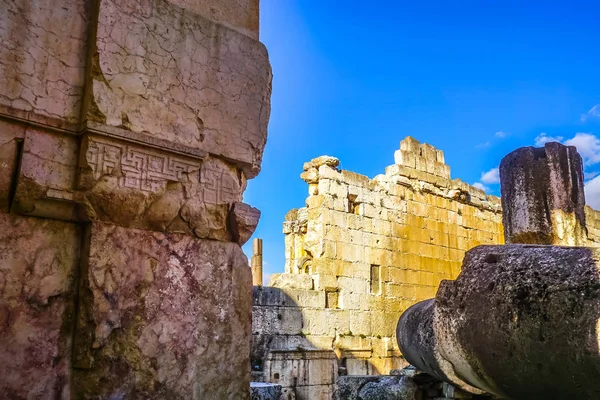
86,137 -> 201,192
201,167 -> 239,204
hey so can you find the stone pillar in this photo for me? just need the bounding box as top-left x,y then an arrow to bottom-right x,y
0,0 -> 271,398
499,142 -> 587,245
252,238 -> 263,286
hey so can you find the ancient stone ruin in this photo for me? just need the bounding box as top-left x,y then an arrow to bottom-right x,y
0,0 -> 271,398
251,139 -> 600,399
398,142 -> 600,399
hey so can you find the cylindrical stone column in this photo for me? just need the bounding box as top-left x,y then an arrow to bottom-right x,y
251,238 -> 263,286
499,142 -> 587,245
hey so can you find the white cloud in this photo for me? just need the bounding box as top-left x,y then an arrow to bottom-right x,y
586,170 -> 600,180
472,182 -> 490,192
585,175 -> 600,210
480,167 -> 500,184
476,141 -> 491,149
581,104 -> 600,122
535,132 -> 564,147
495,131 -> 508,138
564,133 -> 600,165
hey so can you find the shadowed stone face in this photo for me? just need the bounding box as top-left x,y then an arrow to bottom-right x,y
500,142 -> 587,245
398,245 -> 600,399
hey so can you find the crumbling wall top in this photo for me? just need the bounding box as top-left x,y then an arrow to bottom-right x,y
299,137 -> 501,213
394,136 -> 450,179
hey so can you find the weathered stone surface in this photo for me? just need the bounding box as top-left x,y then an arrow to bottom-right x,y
303,156 -> 340,171
0,120 -> 25,211
1,0 -> 270,397
500,142 -> 587,245
334,375 -> 420,400
167,0 -> 259,39
358,376 -> 420,400
90,0 -> 272,177
13,128 -> 79,220
396,299 -> 451,385
0,0 -> 91,126
229,202 -> 261,245
72,221 -> 252,398
250,382 -> 283,400
74,135 -> 249,240
0,214 -> 80,398
269,273 -> 314,290
398,245 -> 600,399
300,168 -> 319,184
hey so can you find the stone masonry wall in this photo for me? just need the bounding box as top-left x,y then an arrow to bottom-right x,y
0,0 -> 271,398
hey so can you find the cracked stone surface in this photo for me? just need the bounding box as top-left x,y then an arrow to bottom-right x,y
166,0 -> 259,39
72,222 -> 252,399
0,213 -> 81,398
0,0 -> 91,125
500,142 -> 588,246
90,0 -> 272,177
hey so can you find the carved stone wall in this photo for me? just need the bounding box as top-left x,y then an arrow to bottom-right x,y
0,0 -> 271,398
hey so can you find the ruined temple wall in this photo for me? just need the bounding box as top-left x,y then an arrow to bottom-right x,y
252,138 -> 504,399
0,1 -> 271,398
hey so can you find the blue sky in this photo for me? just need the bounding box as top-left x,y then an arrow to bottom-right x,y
242,1 -> 600,281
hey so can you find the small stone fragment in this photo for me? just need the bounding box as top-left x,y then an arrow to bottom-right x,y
303,155 -> 340,171
229,202 -> 261,245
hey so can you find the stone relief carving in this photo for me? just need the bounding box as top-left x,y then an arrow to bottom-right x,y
84,136 -> 201,192
8,131 -> 259,242
202,165 -> 240,204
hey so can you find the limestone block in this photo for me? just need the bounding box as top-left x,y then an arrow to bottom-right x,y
0,214 -> 80,398
337,276 -> 368,294
72,222 -> 252,398
270,273 -> 314,290
303,155 -> 340,171
90,0 -> 272,177
284,288 -> 326,309
166,0 -> 259,39
341,170 -> 370,187
400,137 -> 420,153
252,306 -> 303,336
265,349 -> 337,388
319,165 -> 343,182
0,0 -> 90,125
303,309 -> 350,336
12,128 -> 79,220
500,142 -> 587,245
253,286 -> 289,307
229,202 -> 260,245
300,167 -> 319,184
349,311 -> 372,336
